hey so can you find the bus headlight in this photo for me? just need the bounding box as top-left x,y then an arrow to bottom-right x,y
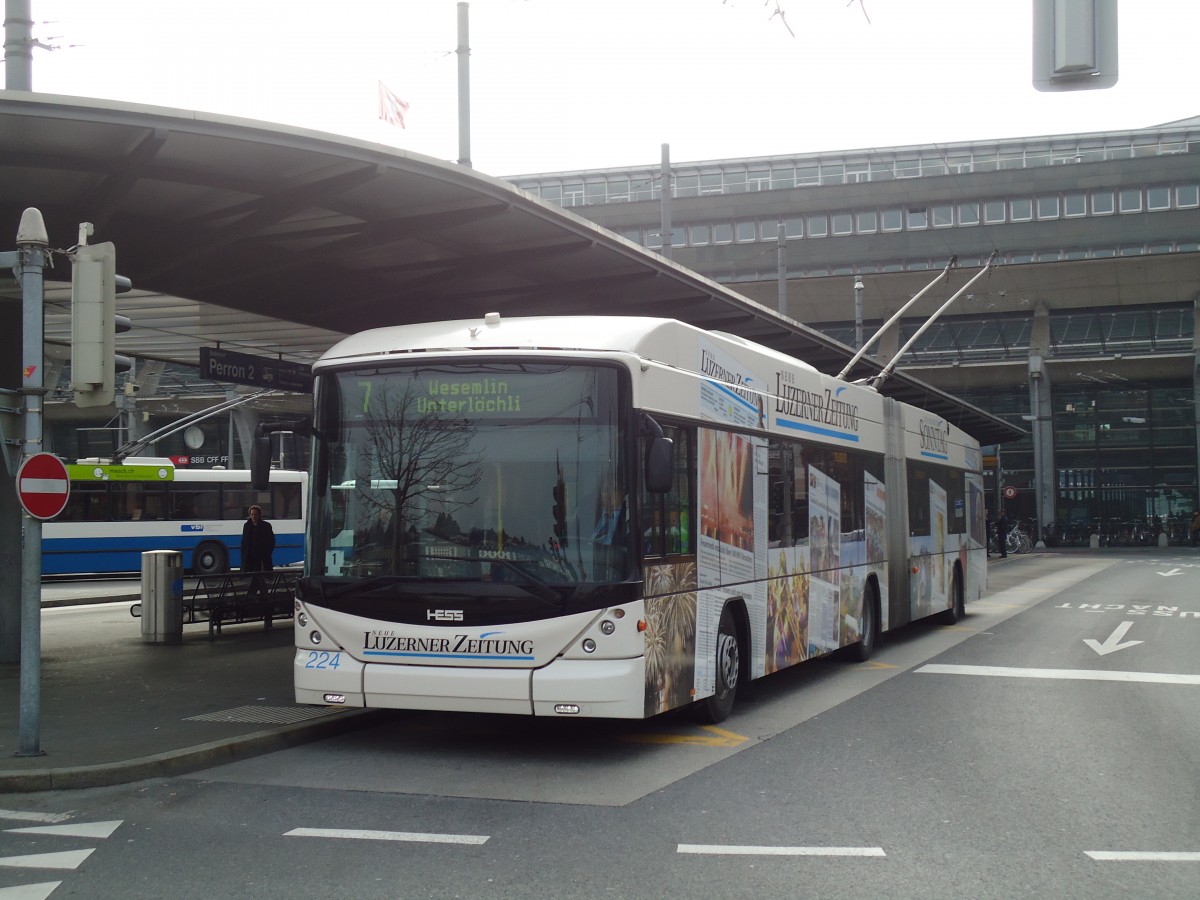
582,638 -> 597,653
297,612 -> 308,627
599,620 -> 615,635
310,630 -> 322,645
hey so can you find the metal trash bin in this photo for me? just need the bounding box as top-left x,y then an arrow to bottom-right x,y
141,550 -> 183,644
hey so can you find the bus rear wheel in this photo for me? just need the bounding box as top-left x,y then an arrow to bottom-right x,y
192,541 -> 228,577
847,580 -> 879,662
695,604 -> 740,724
939,567 -> 965,625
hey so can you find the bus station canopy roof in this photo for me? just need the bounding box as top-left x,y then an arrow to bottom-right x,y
0,92 -> 1022,444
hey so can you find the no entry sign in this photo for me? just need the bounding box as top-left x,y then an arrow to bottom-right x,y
16,452 -> 71,520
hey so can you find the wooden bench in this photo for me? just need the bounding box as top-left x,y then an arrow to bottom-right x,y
132,571 -> 297,639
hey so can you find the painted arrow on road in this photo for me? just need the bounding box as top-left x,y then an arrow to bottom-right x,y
1084,621 -> 1143,656
1156,568 -> 1183,576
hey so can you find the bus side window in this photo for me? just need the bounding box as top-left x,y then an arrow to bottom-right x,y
273,483 -> 302,520
642,425 -> 693,557
791,445 -> 809,543
908,463 -> 931,536
946,468 -> 965,534
140,485 -> 168,521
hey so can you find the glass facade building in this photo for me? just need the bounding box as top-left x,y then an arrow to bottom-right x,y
510,118 -> 1200,545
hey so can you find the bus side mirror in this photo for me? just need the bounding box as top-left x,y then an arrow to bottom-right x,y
641,414 -> 674,494
250,426 -> 272,490
645,436 -> 674,494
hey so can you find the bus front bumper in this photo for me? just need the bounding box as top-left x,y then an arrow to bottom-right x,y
294,650 -> 646,718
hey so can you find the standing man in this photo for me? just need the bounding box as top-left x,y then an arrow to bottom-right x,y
241,504 -> 275,596
996,508 -> 1009,559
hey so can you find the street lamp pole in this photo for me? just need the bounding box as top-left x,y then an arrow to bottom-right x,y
853,277 -> 864,349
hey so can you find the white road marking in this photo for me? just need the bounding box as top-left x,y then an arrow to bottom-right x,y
6,821 -> 122,839
0,811 -> 71,824
285,827 -> 489,845
1086,851 -> 1200,862
0,849 -> 94,870
916,664 -> 1200,685
1083,621 -> 1143,656
677,844 -> 886,857
0,882 -> 63,900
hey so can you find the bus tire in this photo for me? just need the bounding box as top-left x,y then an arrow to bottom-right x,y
939,566 -> 965,625
192,541 -> 228,576
847,579 -> 879,662
695,604 -> 740,724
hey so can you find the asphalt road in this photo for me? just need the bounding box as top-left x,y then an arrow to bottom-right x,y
4,551 -> 1199,899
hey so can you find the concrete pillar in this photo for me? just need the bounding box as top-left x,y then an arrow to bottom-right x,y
1028,354 -> 1055,548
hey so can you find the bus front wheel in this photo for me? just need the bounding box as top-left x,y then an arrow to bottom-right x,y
192,541 -> 228,577
695,604 -> 740,724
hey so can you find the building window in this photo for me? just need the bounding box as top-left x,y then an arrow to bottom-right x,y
712,223 -> 733,244
932,205 -> 953,227
958,202 -> 980,225
772,167 -> 796,189
688,224 -> 710,246
832,213 -> 853,235
735,221 -> 756,242
1010,198 -> 1033,221
700,174 -> 723,195
784,217 -> 803,238
1119,189 -> 1142,213
1037,196 -> 1060,219
806,215 -> 828,237
819,164 -> 844,186
881,209 -> 903,231
869,162 -> 894,181
1175,185 -> 1199,208
984,201 -> 1006,224
896,159 -> 920,177
1064,193 -> 1087,217
1146,186 -> 1171,211
1091,191 -> 1114,215
856,210 -> 878,233
906,207 -> 928,230
795,165 -> 819,185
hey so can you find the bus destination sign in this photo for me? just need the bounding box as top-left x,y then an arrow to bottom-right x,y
200,347 -> 313,393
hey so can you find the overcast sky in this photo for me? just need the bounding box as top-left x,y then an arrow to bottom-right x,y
26,0 -> 1199,177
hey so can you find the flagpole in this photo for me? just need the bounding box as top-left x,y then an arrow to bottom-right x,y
457,2 -> 471,168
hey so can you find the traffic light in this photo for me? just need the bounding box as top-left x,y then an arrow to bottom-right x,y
70,241 -> 132,408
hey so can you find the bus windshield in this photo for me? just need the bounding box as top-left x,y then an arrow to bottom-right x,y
310,362 -> 629,585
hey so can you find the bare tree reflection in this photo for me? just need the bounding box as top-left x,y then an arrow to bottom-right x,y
350,379 -> 484,573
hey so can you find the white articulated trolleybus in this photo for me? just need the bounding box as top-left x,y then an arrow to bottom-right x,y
262,314 -> 986,722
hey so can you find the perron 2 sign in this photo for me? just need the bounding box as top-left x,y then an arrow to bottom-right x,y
200,347 -> 312,392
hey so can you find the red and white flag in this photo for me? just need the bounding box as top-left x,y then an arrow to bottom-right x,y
377,81 -> 410,129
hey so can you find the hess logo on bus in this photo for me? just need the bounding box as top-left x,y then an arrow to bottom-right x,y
427,609 -> 464,622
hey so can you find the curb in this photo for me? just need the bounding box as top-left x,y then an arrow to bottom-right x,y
0,708 -> 385,793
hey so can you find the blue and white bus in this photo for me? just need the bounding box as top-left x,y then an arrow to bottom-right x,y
43,459 -> 306,576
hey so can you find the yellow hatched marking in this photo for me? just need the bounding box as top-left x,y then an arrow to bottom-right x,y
621,725 -> 748,748
863,661 -> 899,670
